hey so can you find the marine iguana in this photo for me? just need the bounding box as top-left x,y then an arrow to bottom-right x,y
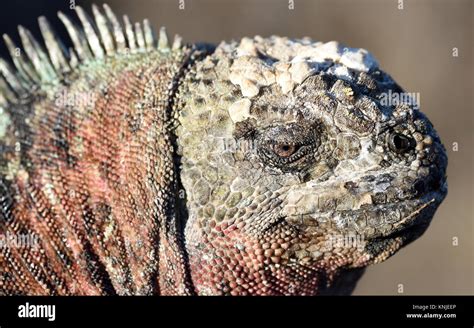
0,4 -> 447,295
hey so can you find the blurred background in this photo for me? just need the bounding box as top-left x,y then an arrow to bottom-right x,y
0,0 -> 472,295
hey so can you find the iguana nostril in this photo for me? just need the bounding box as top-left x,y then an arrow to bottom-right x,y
388,132 -> 414,153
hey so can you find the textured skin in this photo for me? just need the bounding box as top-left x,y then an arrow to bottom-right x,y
0,5 -> 447,295
176,38 -> 447,295
0,46 -> 200,295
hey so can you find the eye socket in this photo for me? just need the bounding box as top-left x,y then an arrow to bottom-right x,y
388,132 -> 413,153
272,143 -> 298,158
254,122 -> 323,172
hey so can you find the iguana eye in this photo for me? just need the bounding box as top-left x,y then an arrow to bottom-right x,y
272,143 -> 298,158
388,132 -> 413,153
252,122 -> 325,173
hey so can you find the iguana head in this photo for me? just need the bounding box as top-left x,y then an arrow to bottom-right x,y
176,37 -> 447,295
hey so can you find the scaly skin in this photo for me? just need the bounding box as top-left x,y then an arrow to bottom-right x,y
0,5 -> 447,295
176,37 -> 447,295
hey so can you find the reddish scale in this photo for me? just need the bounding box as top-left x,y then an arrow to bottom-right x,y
1,50 -> 196,295
187,213 -> 372,295
189,222 -> 316,295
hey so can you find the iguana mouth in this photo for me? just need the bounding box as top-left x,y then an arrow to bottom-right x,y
372,198 -> 437,240
281,188 -> 445,241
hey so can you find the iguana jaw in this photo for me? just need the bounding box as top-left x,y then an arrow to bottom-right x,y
182,170 -> 446,295
281,188 -> 446,238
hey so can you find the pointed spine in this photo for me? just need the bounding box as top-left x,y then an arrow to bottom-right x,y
3,34 -> 39,84
158,27 -> 169,50
134,22 -> 146,52
143,19 -> 156,51
58,11 -> 93,62
172,34 -> 183,50
0,58 -> 25,95
103,4 -> 126,53
38,16 -> 70,74
123,15 -> 136,52
18,26 -> 57,81
92,4 -> 115,56
75,6 -> 105,59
